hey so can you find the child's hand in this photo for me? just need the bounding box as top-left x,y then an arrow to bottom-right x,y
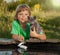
18,36 -> 24,42
30,27 -> 38,37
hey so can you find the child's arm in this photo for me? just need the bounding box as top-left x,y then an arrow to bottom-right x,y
12,34 -> 24,42
30,27 -> 46,40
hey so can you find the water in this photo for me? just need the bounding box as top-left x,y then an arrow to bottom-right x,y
0,51 -> 12,55
0,49 -> 60,55
0,42 -> 60,55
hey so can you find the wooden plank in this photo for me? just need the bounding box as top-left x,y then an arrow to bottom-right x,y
0,38 -> 16,45
0,38 -> 60,45
26,38 -> 60,43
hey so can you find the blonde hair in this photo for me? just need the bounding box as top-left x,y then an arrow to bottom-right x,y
15,4 -> 31,20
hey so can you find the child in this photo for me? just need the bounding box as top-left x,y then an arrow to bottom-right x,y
11,4 -> 31,42
11,4 -> 46,48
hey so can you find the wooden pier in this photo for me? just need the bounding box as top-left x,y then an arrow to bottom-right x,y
0,38 -> 60,45
0,38 -> 60,52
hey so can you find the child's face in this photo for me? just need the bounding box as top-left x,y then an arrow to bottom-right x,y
17,10 -> 29,23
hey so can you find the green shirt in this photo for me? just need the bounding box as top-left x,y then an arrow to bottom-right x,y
11,20 -> 30,41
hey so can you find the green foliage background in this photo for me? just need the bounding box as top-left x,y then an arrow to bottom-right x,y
0,0 -> 60,39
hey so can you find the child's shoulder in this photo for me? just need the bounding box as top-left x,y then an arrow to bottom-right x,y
12,20 -> 19,25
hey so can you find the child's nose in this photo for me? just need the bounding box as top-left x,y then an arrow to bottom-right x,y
22,15 -> 25,17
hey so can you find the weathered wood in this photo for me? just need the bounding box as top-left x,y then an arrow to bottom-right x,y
0,38 -> 16,45
26,38 -> 60,43
0,38 -> 60,45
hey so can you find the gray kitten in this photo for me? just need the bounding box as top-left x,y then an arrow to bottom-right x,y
28,16 -> 41,34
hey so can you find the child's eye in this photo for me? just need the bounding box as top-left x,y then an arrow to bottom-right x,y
25,14 -> 28,15
19,14 -> 22,15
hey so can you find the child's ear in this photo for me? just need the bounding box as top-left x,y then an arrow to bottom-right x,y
33,16 -> 36,19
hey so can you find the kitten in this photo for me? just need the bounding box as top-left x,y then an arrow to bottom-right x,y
28,16 -> 41,34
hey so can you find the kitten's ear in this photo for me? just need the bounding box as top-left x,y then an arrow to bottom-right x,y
33,16 -> 36,19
